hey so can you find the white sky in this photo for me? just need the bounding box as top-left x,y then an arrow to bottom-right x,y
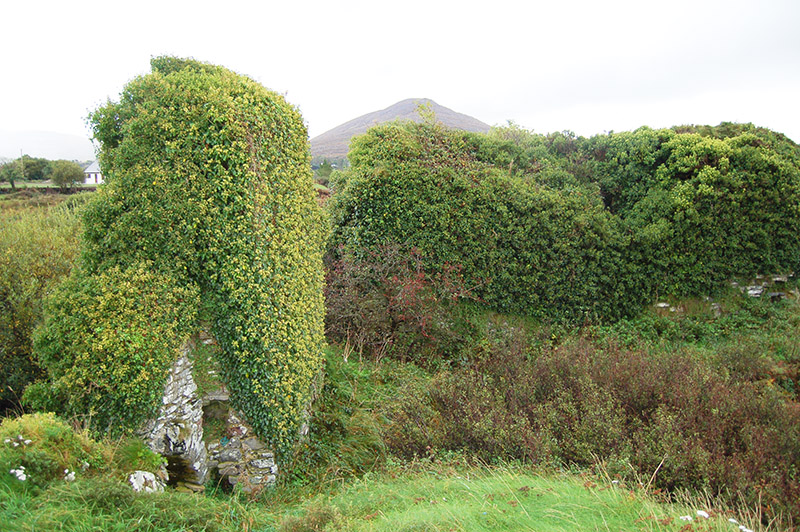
1,0 -> 799,160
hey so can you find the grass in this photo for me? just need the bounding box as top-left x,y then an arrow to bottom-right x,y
0,188 -> 95,212
273,461 -> 758,532
3,459 -> 761,531
1,477 -> 271,531
0,180 -> 99,189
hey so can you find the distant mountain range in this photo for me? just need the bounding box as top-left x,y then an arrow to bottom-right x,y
310,98 -> 491,162
1,100 -> 490,165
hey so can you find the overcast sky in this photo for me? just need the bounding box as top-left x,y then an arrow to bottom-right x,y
1,0 -> 798,160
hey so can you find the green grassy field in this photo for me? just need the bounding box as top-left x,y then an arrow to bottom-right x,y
2,461 -> 759,532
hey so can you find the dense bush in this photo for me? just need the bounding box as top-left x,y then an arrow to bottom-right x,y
324,243 -> 480,362
330,121 -> 800,323
588,125 -> 800,295
331,121 -> 646,322
34,57 -> 327,456
384,329 -> 800,524
30,263 -> 199,432
0,202 -> 82,413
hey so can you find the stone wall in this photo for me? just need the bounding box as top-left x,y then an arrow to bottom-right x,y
139,332 -> 276,493
653,273 -> 796,314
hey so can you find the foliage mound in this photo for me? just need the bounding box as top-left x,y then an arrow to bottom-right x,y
589,124 -> 800,295
0,413 -> 106,492
330,121 -> 800,323
32,56 -> 327,456
331,121 -> 643,322
30,263 -> 199,431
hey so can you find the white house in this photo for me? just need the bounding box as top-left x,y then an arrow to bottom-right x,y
83,160 -> 103,184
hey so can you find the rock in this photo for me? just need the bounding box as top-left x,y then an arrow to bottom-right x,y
655,302 -> 670,309
216,448 -> 242,462
181,481 -> 205,492
249,458 -> 275,469
769,292 -> 786,301
243,437 -> 266,451
129,470 -> 165,493
746,286 -> 764,297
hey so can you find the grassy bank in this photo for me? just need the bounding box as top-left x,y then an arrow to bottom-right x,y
2,459 -> 762,532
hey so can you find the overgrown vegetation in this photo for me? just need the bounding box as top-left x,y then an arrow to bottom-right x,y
3,58 -> 799,530
31,56 -> 327,456
330,121 -> 800,322
0,413 -> 269,531
0,196 -> 85,413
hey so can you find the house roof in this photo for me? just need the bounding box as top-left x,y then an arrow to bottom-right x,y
84,160 -> 101,174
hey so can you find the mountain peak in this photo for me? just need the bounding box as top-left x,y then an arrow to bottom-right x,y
310,99 -> 490,161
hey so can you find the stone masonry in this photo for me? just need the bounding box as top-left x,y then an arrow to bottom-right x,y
139,332 -> 277,493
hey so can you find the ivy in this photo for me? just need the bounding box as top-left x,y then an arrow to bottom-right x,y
33,57 -> 327,458
331,121 -> 800,323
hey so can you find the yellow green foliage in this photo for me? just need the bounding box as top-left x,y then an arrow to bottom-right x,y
0,202 -> 82,411
34,57 -> 327,457
0,413 -> 106,490
31,263 -> 199,432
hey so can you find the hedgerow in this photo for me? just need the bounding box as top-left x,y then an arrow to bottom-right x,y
330,121 -> 800,323
32,57 -> 326,456
330,121 -> 647,323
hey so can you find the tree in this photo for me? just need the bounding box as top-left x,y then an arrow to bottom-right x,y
50,160 -> 83,191
315,158 -> 333,185
0,161 -> 21,189
20,155 -> 52,181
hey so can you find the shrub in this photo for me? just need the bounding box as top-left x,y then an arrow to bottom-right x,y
388,330 -> 800,524
0,413 -> 105,491
0,203 -> 81,413
324,243 -> 479,362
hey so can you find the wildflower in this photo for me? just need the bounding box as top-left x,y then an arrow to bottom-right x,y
3,438 -> 9,444
739,526 -> 753,532
64,469 -> 76,482
81,461 -> 90,471
696,510 -> 709,519
10,466 -> 27,481
728,518 -> 739,524
611,480 -> 619,485
679,515 -> 692,521
23,440 -> 31,446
